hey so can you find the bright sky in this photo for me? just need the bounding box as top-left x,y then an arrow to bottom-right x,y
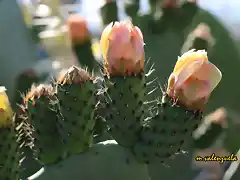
19,0 -> 240,38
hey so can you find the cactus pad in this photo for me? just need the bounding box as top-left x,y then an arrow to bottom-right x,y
0,117 -> 20,180
28,140 -> 150,180
133,93 -> 202,163
56,66 -> 97,156
24,84 -> 63,165
104,72 -> 147,148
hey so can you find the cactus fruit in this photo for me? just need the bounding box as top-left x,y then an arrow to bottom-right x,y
0,16 -> 231,179
0,87 -> 19,180
67,14 -> 96,72
24,84 -> 63,165
56,66 -> 97,155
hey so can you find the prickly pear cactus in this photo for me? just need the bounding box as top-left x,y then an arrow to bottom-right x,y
1,17 -> 233,180
133,94 -> 202,164
22,68 -> 150,180
103,71 -> 148,148
142,1 -> 240,114
99,19 -> 221,171
0,87 -> 19,180
101,0 -> 240,113
0,119 -> 19,180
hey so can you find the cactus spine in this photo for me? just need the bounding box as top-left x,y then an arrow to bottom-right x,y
24,84 -> 63,165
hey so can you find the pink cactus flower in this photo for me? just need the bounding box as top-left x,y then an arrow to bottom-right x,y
100,20 -> 145,76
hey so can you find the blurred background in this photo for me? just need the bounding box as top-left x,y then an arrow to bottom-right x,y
64,0 -> 240,39
2,0 -> 240,180
18,0 -> 240,38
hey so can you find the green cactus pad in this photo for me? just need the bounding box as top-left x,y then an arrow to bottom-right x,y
56,66 -> 97,156
27,140 -> 150,180
103,73 -> 147,148
132,93 -> 202,163
147,151 -> 196,180
0,117 -> 19,180
24,84 -> 63,165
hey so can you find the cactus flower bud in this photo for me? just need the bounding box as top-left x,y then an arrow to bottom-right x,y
167,49 -> 222,110
67,14 -> 89,44
0,86 -> 13,126
100,20 -> 144,76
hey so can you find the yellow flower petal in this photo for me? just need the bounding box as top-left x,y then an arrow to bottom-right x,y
173,49 -> 208,75
0,87 -> 8,108
100,22 -> 113,60
0,87 -> 13,126
91,40 -> 101,58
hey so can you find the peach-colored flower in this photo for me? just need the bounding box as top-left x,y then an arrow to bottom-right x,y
100,20 -> 145,76
67,14 -> 90,44
167,49 -> 222,110
0,87 -> 13,126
